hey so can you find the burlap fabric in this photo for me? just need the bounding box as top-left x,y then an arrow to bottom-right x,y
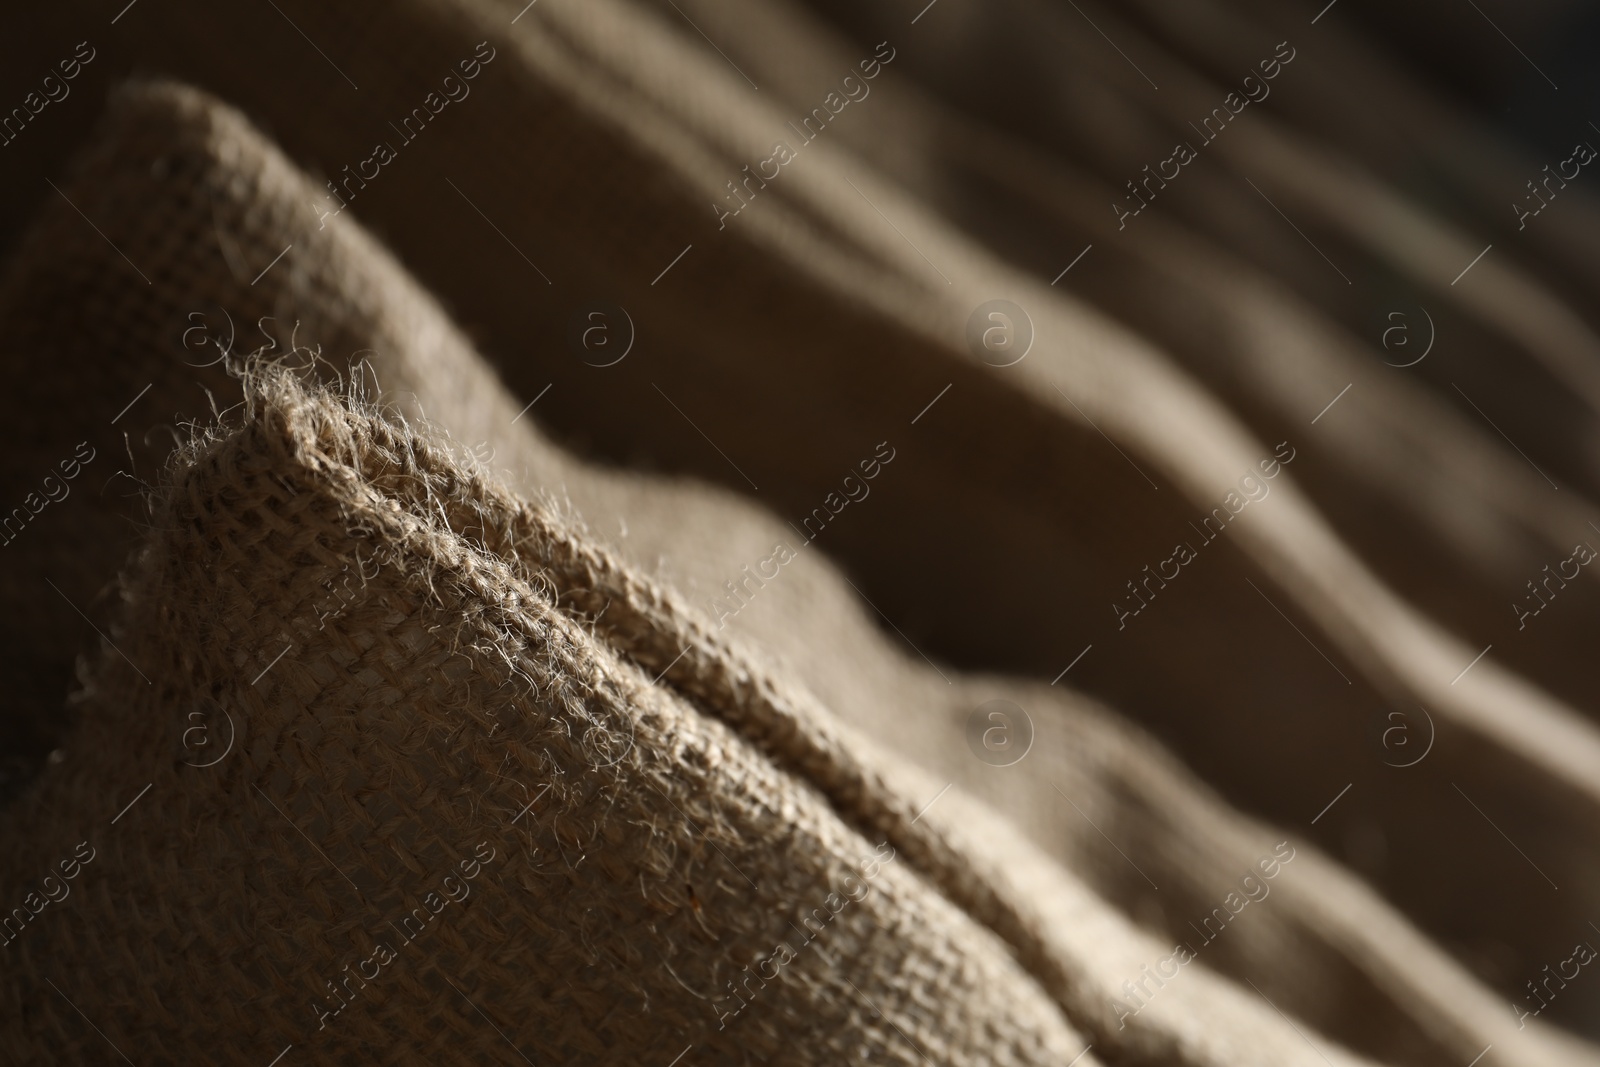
1,0 -> 1598,1062
1,360 -> 1108,1064
2,3 -> 1595,1001
1,79 -> 1596,1066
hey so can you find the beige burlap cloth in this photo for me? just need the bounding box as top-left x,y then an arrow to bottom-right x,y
1,0 -> 1598,1063
0,77 -> 1594,1066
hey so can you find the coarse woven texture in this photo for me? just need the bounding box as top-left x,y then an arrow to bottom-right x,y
0,0 -> 1599,1063
2,4 -> 1597,1009
0,365 -> 1095,1066
0,87 -> 1355,1066
2,79 -> 1593,1067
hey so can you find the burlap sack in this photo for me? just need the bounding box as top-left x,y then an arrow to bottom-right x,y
3,0 -> 1600,1056
2,79 -> 1596,1065
1,362 -> 1108,1065
0,7 -> 1585,1012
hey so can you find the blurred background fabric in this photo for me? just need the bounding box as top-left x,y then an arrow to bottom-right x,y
2,0 -> 1599,1064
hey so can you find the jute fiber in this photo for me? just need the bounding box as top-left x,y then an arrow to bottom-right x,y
0,364 -> 1100,1065
3,6 -> 1600,1004
1,75 -> 1596,1066
0,0 -> 1598,1060
0,3 -> 1594,998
